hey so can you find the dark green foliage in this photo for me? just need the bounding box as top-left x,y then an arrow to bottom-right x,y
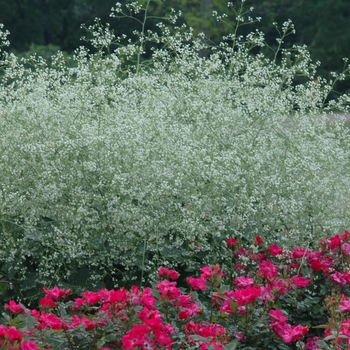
1,0 -> 350,92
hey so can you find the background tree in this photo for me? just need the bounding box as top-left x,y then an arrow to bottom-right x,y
252,0 -> 350,92
0,0 -> 116,52
0,0 -> 349,92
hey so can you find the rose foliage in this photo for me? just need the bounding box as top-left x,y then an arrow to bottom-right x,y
0,1 -> 350,297
1,232 -> 350,349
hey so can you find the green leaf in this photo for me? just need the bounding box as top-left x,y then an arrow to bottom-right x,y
219,284 -> 232,292
17,314 -> 27,321
151,289 -> 160,300
324,334 -> 336,341
58,304 -> 67,317
19,302 -> 32,316
276,344 -> 292,350
103,334 -> 116,342
223,339 -> 239,350
26,315 -> 36,328
0,282 -> 7,293
1,312 -> 10,322
190,334 -> 212,342
44,333 -> 66,345
96,338 -> 106,348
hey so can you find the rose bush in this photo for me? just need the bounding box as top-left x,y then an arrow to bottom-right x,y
0,0 -> 349,300
1,231 -> 350,349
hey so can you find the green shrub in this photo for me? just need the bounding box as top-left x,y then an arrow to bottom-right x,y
0,2 -> 349,299
2,232 -> 350,349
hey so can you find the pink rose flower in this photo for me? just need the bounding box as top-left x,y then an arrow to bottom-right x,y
292,276 -> 311,288
269,244 -> 283,256
158,267 -> 179,280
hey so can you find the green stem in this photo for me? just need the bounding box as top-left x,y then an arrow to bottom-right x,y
136,0 -> 151,74
140,239 -> 147,288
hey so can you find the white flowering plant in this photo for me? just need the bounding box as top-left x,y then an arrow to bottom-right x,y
0,1 -> 349,303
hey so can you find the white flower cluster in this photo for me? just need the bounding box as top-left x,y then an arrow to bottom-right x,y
0,23 -> 10,49
0,3 -> 349,288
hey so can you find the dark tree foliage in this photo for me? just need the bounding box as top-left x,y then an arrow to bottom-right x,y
252,0 -> 350,92
0,0 -> 116,52
0,0 -> 349,92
